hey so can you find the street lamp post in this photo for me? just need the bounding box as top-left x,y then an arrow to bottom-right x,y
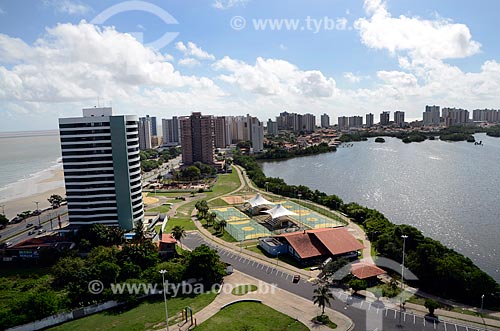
399,234 -> 408,326
481,294 -> 485,313
159,270 -> 169,331
33,201 -> 41,226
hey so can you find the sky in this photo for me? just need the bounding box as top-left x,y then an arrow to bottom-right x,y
1,0 -> 500,131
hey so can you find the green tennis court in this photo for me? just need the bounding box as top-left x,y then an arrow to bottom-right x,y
278,200 -> 344,229
211,207 -> 271,241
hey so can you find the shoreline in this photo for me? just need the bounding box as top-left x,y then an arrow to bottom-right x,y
0,166 -> 66,219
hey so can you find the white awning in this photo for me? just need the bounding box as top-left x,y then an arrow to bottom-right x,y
263,203 -> 297,219
247,193 -> 274,208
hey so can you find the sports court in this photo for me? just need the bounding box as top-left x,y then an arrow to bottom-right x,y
211,207 -> 271,241
278,200 -> 344,229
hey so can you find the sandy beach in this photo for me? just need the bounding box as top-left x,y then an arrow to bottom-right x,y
0,167 -> 66,219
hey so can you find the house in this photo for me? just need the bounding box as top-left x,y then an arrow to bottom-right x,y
4,236 -> 75,260
275,227 -> 363,265
158,233 -> 177,258
351,262 -> 386,286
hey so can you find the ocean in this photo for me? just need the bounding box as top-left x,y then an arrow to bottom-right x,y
0,130 -> 63,203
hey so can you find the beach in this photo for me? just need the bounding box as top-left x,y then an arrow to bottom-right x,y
0,166 -> 66,219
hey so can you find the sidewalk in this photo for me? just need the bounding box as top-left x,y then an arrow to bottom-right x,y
165,270 -> 353,331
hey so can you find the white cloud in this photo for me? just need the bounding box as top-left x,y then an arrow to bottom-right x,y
377,70 -> 418,87
0,22 -> 220,105
279,44 -> 287,51
44,0 -> 91,15
212,0 -> 248,10
175,41 -> 215,61
213,56 -> 336,98
343,72 -> 363,83
0,7 -> 5,15
355,0 -> 481,60
178,58 -> 201,67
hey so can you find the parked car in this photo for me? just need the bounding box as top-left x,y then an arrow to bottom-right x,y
31,210 -> 41,216
38,229 -> 46,234
28,230 -> 36,235
26,223 -> 34,228
10,216 -> 21,224
34,225 -> 42,230
292,275 -> 301,283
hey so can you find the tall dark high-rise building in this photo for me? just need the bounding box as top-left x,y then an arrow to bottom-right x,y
180,112 -> 215,165
59,107 -> 143,230
380,111 -> 390,126
366,113 -> 374,127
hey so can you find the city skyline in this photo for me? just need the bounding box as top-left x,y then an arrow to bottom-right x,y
1,0 -> 500,131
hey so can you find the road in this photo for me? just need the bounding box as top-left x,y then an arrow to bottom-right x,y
0,206 -> 68,245
183,231 -> 490,331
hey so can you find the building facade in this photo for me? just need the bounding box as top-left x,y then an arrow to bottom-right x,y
138,116 -> 152,150
473,109 -> 499,123
366,113 -> 374,127
180,112 -> 215,165
442,108 -> 469,126
162,116 -> 181,146
59,107 -> 143,230
267,119 -> 278,135
348,116 -> 363,128
394,111 -> 405,127
423,105 -> 441,126
320,113 -> 330,128
380,111 -> 390,126
338,116 -> 349,130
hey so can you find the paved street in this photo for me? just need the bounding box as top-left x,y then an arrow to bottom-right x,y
183,231 -> 494,331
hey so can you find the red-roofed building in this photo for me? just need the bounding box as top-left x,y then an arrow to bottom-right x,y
351,262 -> 386,286
158,234 -> 177,258
275,227 -> 363,265
4,236 -> 75,260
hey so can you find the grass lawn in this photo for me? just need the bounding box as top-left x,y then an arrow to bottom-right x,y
146,204 -> 171,214
199,219 -> 237,243
231,284 -> 258,296
193,301 -> 308,331
155,217 -> 197,234
147,192 -> 190,197
48,291 -> 217,331
207,198 -> 228,207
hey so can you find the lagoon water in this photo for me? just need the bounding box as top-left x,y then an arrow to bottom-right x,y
261,133 -> 500,282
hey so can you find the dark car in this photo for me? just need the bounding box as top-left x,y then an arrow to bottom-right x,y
26,223 -> 34,228
31,210 -> 41,216
34,225 -> 43,230
10,216 -> 22,224
28,230 -> 36,235
38,229 -> 46,234
292,275 -> 301,283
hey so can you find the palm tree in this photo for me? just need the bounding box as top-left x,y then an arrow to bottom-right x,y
207,212 -> 217,228
218,219 -> 227,233
171,225 -> 186,248
313,285 -> 334,315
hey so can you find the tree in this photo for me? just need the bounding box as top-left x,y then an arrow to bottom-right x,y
195,200 -> 209,220
0,214 -> 8,228
48,194 -> 64,209
184,165 -> 201,181
313,285 -> 334,315
171,225 -> 186,248
133,219 -> 146,244
186,244 -> 226,285
12,290 -> 59,321
206,212 -> 217,228
348,279 -> 368,294
323,257 -> 349,279
51,256 -> 86,288
424,299 -> 441,316
118,240 -> 159,271
218,219 -> 227,233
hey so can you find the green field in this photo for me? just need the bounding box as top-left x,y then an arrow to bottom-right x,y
193,302 -> 308,331
147,204 -> 171,214
48,292 -> 217,331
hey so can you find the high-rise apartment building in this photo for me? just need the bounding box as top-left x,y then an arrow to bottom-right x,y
394,111 -> 405,127
180,112 -> 215,165
348,116 -> 363,128
138,116 -> 152,150
338,116 -> 349,130
59,107 -> 143,230
380,111 -> 390,126
366,113 -> 374,127
214,116 -> 228,149
473,109 -> 499,123
320,113 -> 330,128
267,119 -> 278,135
423,105 -> 441,126
147,115 -> 157,136
442,108 -> 469,126
162,116 -> 181,146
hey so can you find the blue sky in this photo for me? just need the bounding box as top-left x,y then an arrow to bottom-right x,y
1,0 -> 500,131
